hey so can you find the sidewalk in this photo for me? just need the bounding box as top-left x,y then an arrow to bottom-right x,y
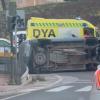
90,84 -> 100,100
0,74 -> 62,96
0,74 -> 10,86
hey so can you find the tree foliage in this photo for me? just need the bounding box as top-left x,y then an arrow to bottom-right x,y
23,0 -> 100,27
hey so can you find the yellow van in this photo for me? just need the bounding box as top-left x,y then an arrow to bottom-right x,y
27,17 -> 97,40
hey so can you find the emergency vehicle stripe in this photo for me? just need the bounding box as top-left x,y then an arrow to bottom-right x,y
75,23 -> 77,27
78,23 -> 81,27
78,23 -> 82,27
77,23 -> 80,27
79,23 -> 82,27
43,23 -> 45,27
72,23 -> 75,27
38,23 -> 41,26
52,23 -> 56,26
69,23 -> 72,27
65,23 -> 68,27
63,23 -> 65,27
40,23 -> 42,26
49,23 -> 51,26
35,23 -> 38,26
56,23 -> 58,26
50,23 -> 52,26
67,23 -> 71,27
80,23 -> 82,27
45,23 -> 49,26
64,23 -> 66,27
31,23 -> 35,26
52,23 -> 54,26
33,22 -> 83,27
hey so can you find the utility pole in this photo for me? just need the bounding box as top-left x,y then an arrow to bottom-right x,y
1,0 -> 6,10
8,1 -> 17,84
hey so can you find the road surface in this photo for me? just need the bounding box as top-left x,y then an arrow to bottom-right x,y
1,71 -> 99,100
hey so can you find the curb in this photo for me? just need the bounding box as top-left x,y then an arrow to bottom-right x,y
44,75 -> 63,88
18,74 -> 63,93
90,85 -> 100,100
0,74 -> 62,96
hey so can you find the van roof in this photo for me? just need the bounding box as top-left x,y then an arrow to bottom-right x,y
29,18 -> 94,28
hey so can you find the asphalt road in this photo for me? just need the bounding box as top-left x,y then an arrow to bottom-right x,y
1,71 -> 99,100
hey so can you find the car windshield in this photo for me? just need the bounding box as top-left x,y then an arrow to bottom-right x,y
84,28 -> 94,37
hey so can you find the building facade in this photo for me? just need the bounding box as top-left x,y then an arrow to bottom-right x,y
17,0 -> 64,8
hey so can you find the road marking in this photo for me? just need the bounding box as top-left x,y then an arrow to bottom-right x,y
75,86 -> 92,92
46,86 -> 73,92
0,92 -> 30,100
62,81 -> 92,84
73,81 -> 92,83
79,80 -> 91,82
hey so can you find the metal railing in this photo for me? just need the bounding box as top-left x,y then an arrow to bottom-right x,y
0,46 -> 11,73
0,44 -> 27,84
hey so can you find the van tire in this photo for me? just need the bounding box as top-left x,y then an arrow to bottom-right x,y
29,46 -> 48,73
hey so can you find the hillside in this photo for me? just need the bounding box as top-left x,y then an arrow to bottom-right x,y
23,0 -> 100,27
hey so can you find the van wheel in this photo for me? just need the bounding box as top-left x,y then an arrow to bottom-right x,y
34,52 -> 47,66
32,47 -> 48,73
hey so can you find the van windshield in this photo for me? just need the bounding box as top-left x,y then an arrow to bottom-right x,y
84,28 -> 94,37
